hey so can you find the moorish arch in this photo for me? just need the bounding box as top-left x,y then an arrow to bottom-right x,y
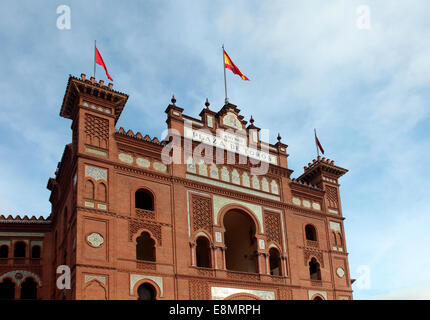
132,278 -> 162,300
83,279 -> 107,300
194,232 -> 212,268
0,270 -> 42,287
225,293 -> 262,300
215,199 -> 264,234
222,208 -> 259,273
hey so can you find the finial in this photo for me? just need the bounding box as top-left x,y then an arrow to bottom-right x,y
277,133 -> 282,142
171,95 -> 176,105
250,115 -> 254,124
205,98 -> 210,108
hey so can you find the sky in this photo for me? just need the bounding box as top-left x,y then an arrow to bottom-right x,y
1,0 -> 430,300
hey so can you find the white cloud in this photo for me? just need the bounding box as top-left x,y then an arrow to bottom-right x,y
370,285 -> 430,300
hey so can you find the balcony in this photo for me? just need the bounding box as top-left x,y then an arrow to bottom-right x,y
0,258 -> 42,274
135,208 -> 155,220
0,258 -> 42,266
116,258 -> 173,274
136,260 -> 157,271
306,240 -> 319,248
310,280 -> 323,287
226,270 -> 261,281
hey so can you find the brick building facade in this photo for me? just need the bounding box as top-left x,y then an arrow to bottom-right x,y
0,74 -> 352,300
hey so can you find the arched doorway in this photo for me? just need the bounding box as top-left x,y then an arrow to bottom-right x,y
20,277 -> 37,300
269,247 -> 281,276
309,257 -> 322,280
0,278 -> 15,300
137,283 -> 156,300
195,236 -> 211,268
223,210 -> 258,273
136,232 -> 156,262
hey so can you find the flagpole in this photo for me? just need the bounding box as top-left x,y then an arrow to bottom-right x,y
314,128 -> 320,158
94,40 -> 96,79
222,44 -> 228,104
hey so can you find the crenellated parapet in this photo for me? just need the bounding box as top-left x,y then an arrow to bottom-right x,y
0,214 -> 51,224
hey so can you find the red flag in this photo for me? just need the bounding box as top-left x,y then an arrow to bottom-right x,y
95,47 -> 113,81
223,49 -> 249,80
315,130 -> 325,155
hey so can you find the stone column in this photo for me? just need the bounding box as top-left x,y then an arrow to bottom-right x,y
211,245 -> 218,269
256,251 -> 264,274
281,255 -> 287,276
189,242 -> 196,266
221,247 -> 227,270
265,253 -> 271,275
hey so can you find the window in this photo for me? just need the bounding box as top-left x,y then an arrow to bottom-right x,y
337,233 -> 343,247
20,278 -> 37,300
305,225 -> 317,241
224,210 -> 258,273
269,248 -> 282,276
136,232 -> 155,262
0,278 -> 15,300
309,257 -> 321,280
0,245 -> 8,258
135,189 -> 154,211
84,180 -> 95,199
137,283 -> 156,300
32,246 -> 41,259
96,183 -> 107,202
14,242 -> 26,258
195,237 -> 211,268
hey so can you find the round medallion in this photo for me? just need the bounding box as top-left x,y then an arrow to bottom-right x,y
15,272 -> 23,280
87,232 -> 104,248
336,267 -> 345,278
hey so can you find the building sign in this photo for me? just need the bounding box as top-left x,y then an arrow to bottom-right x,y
184,127 -> 277,165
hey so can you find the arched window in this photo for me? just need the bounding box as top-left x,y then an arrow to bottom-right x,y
195,237 -> 211,268
224,210 -> 258,273
313,295 -> 324,300
14,242 -> 26,258
309,257 -> 321,280
20,278 -> 37,300
269,247 -> 282,276
137,283 -> 156,300
136,232 -> 155,262
96,183 -> 107,202
32,246 -> 41,259
135,189 -> 154,211
305,225 -> 317,241
0,245 -> 8,258
337,233 -> 343,247
332,231 -> 337,246
0,278 -> 15,300
84,180 -> 95,199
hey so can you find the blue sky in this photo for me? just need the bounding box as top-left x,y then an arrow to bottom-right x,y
1,0 -> 430,299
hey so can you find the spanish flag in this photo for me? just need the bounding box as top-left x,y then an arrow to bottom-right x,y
223,49 -> 250,81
